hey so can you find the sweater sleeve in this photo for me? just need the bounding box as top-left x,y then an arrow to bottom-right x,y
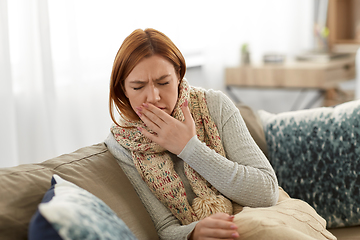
178,90 -> 279,207
105,133 -> 197,240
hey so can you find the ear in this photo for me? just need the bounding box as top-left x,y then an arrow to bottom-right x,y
121,82 -> 128,98
177,74 -> 181,86
176,68 -> 181,85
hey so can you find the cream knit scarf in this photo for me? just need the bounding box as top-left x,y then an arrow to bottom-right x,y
111,79 -> 233,225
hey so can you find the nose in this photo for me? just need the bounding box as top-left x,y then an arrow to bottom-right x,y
146,84 -> 160,103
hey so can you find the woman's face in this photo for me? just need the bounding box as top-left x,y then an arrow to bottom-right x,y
124,55 -> 180,116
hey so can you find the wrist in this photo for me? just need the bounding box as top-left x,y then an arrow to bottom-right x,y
188,224 -> 198,240
188,231 -> 194,240
177,135 -> 198,157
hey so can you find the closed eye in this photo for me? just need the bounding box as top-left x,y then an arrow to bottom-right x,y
133,86 -> 143,90
158,82 -> 169,86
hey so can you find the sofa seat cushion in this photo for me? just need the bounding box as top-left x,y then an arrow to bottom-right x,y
328,225 -> 360,240
258,100 -> 360,228
0,143 -> 158,240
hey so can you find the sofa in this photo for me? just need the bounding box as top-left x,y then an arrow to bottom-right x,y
1,102 -> 360,240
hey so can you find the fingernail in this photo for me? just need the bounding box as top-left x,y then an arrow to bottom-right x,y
136,111 -> 142,117
184,99 -> 188,107
142,103 -> 148,108
137,127 -> 142,131
232,232 -> 239,238
136,106 -> 142,111
230,224 -> 237,230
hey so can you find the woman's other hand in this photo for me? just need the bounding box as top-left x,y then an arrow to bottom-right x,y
190,213 -> 239,240
136,99 -> 196,155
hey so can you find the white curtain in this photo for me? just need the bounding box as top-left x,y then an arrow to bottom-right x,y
0,0 -> 313,168
1,0 -> 18,167
1,0 -> 113,167
1,0 -> 58,167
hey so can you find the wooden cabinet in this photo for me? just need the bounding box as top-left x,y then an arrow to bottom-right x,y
225,55 -> 356,107
225,55 -> 356,90
328,0 -> 360,52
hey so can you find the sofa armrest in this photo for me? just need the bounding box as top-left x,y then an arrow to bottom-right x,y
0,143 -> 158,240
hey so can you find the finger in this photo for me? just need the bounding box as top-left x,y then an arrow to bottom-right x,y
136,110 -> 161,132
140,105 -> 168,127
210,213 -> 235,222
137,127 -> 158,142
137,107 -> 165,129
197,217 -> 239,239
209,218 -> 237,230
181,99 -> 194,124
201,215 -> 237,231
142,103 -> 171,122
205,228 -> 239,239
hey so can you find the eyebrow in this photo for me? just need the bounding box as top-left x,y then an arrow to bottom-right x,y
129,74 -> 171,84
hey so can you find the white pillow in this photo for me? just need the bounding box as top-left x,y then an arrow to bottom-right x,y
29,174 -> 137,240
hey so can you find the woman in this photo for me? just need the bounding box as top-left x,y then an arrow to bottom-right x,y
105,28 -> 279,240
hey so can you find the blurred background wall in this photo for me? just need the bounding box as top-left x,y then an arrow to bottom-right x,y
0,0 -> 326,167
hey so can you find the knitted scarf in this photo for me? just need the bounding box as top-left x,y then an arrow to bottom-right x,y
111,79 -> 233,225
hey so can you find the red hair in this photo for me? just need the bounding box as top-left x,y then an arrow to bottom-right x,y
109,28 -> 186,124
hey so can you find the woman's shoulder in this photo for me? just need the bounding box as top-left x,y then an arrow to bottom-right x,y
203,88 -> 239,127
105,133 -> 133,164
204,88 -> 237,113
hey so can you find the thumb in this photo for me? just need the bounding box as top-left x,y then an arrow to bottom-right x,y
181,99 -> 194,124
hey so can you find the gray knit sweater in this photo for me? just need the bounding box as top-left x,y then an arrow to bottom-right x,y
105,89 -> 279,240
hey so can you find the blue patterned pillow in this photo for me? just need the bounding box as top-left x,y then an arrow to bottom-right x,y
28,174 -> 138,240
258,100 -> 360,228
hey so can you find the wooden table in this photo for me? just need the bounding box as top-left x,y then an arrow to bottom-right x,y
225,55 -> 356,108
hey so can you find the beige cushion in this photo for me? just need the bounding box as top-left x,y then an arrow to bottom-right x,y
0,143 -> 158,240
234,188 -> 336,240
236,103 -> 268,157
